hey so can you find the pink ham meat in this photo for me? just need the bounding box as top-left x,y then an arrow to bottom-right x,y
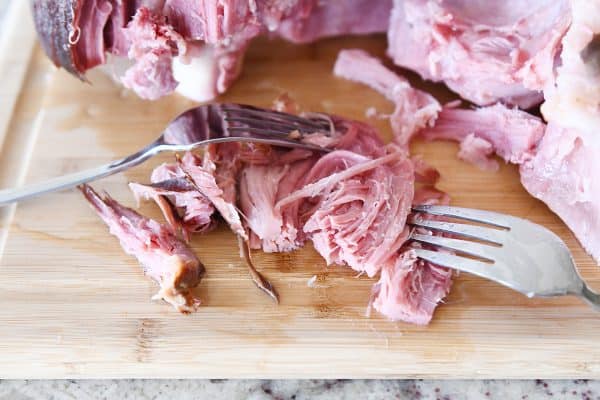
121,7 -> 187,100
31,0 -> 392,101
370,165 -> 452,325
521,0 -> 600,263
239,155 -> 316,252
238,115 -> 387,253
332,50 -> 528,173
131,148 -> 245,240
457,134 -> 499,172
271,144 -> 452,324
181,146 -> 247,239
236,111 -> 453,323
334,49 -> 441,146
370,250 -> 453,325
387,0 -> 571,108
419,103 -> 546,169
276,0 -> 392,44
520,123 -> 600,262
280,149 -> 414,278
129,176 -> 215,241
79,184 -> 205,312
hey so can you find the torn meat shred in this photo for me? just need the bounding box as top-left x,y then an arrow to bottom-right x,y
79,184 -> 204,313
130,155 -> 216,240
240,156 -> 316,252
420,103 -> 546,167
134,148 -> 246,239
129,178 -> 215,242
176,150 -> 247,240
370,250 -> 453,325
334,49 -> 441,147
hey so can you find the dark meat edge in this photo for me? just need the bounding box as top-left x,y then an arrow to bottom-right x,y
31,0 -> 81,76
240,237 -> 280,304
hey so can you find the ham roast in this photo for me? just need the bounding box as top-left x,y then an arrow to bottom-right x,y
30,0 -> 392,100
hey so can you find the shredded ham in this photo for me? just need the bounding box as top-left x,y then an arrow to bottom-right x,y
297,149 -> 414,278
96,97 -> 452,323
240,157 -> 316,252
177,150 -> 247,240
79,184 -> 204,313
129,179 -> 212,242
130,154 -> 216,240
334,49 -> 441,147
370,250 -> 453,325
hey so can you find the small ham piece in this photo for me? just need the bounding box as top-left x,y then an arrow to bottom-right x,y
334,49 -> 441,147
129,177 -> 215,241
130,152 -> 217,240
177,150 -> 247,240
79,184 -> 204,313
370,250 -> 453,325
132,147 -> 245,239
420,103 -> 546,168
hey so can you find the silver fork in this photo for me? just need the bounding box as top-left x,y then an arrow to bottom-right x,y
410,205 -> 600,310
0,103 -> 331,206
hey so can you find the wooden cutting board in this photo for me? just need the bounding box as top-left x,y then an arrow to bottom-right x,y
1,2 -> 599,379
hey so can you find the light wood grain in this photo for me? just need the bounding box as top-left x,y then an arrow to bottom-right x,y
1,21 -> 599,378
0,1 -> 36,152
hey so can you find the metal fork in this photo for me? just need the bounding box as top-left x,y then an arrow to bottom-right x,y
0,103 -> 331,206
410,205 -> 600,310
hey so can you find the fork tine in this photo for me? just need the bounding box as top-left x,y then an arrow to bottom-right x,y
411,233 -> 496,262
221,104 -> 329,130
223,110 -> 325,128
408,216 -> 506,245
412,205 -> 512,228
204,136 -> 330,153
413,248 -> 493,277
227,126 -> 296,136
224,116 -> 319,133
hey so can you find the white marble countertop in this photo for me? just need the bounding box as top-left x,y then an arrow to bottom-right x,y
0,379 -> 599,400
1,2 -> 599,399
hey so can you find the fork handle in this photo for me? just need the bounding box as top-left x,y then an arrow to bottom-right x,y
579,284 -> 600,311
0,142 -> 163,206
